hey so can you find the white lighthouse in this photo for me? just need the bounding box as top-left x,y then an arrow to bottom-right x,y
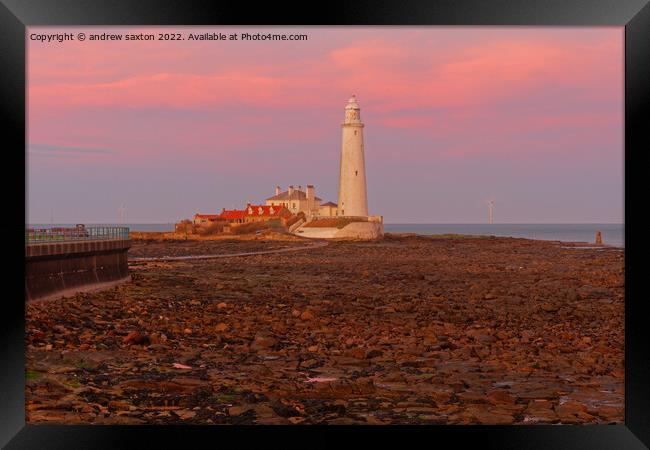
292,94 -> 383,239
337,95 -> 368,217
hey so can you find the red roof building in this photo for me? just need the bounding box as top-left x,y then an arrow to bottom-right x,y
218,209 -> 246,222
218,204 -> 291,224
193,203 -> 293,227
244,204 -> 286,217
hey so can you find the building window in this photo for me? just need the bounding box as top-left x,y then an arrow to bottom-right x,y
354,130 -> 357,135
355,170 -> 358,176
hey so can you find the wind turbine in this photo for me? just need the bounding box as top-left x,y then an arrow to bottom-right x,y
488,200 -> 495,225
118,204 -> 126,224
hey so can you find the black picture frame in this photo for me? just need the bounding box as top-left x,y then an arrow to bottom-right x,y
2,1 -> 648,448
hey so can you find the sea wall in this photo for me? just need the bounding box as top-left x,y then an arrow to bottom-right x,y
295,227 -> 340,239
25,239 -> 132,302
334,221 -> 384,240
295,221 -> 384,240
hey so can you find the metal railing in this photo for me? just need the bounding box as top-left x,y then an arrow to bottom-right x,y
26,226 -> 130,244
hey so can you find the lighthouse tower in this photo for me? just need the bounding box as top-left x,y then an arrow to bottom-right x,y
337,95 -> 368,217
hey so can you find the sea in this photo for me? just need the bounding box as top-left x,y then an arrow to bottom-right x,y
384,223 -> 624,248
28,223 -> 625,248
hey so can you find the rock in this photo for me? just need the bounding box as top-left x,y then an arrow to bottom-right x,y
365,349 -> 384,359
524,400 -> 557,423
215,323 -> 228,332
555,401 -> 595,423
175,409 -> 197,420
122,331 -> 150,346
487,390 -> 516,405
439,341 -> 457,350
108,400 -> 133,411
478,334 -> 496,343
217,302 -> 228,309
577,285 -> 611,300
228,405 -> 252,416
251,334 -> 277,351
299,358 -> 319,369
465,405 -> 515,424
345,347 -> 366,359
31,330 -> 46,341
270,400 -> 304,418
300,311 -> 314,321
253,404 -> 277,419
382,371 -> 406,382
540,303 -> 559,313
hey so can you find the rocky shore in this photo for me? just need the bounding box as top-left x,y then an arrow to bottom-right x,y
26,234 -> 624,425
127,233 -> 312,259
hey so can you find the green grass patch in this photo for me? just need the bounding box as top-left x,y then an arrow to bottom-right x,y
215,393 -> 236,403
75,360 -> 90,370
413,373 -> 435,380
66,378 -> 81,388
26,370 -> 41,381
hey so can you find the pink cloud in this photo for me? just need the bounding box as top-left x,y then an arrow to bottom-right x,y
27,27 -> 622,163
28,29 -> 621,114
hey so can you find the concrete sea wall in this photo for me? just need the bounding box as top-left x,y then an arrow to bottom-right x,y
295,221 -> 384,240
295,226 -> 340,239
25,239 -> 132,302
334,221 -> 384,239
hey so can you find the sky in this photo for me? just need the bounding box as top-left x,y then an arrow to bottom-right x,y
27,26 -> 623,224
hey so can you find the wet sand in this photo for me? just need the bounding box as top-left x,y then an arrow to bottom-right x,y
25,234 -> 624,424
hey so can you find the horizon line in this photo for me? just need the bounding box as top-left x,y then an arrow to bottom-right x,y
26,221 -> 625,225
